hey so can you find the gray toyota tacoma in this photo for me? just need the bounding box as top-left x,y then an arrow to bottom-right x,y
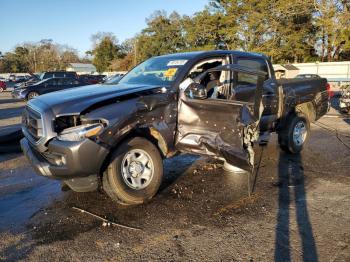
21,51 -> 330,205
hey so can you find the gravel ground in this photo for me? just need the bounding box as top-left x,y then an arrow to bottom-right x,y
0,92 -> 349,261
0,92 -> 25,135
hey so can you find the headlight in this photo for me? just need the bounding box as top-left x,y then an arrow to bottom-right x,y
57,123 -> 104,142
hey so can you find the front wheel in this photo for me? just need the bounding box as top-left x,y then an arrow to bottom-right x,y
278,113 -> 310,154
103,137 -> 163,205
27,91 -> 39,100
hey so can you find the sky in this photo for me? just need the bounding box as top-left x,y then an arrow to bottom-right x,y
0,0 -> 208,56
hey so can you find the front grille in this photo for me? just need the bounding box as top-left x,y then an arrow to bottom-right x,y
22,106 -> 44,142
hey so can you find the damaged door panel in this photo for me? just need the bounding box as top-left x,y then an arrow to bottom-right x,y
176,64 -> 267,170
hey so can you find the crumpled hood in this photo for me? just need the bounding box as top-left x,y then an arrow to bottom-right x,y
28,83 -> 161,116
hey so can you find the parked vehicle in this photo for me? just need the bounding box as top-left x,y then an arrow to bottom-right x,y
14,74 -> 40,89
8,74 -> 16,82
12,77 -> 87,100
339,85 -> 350,114
21,50 -> 329,205
105,72 -> 126,83
79,74 -> 106,84
0,80 -> 6,92
104,74 -> 125,84
15,76 -> 28,83
295,74 -> 321,79
39,71 -> 78,80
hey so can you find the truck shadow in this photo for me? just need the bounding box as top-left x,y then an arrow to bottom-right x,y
274,151 -> 318,262
160,154 -> 200,192
0,106 -> 25,120
0,98 -> 22,105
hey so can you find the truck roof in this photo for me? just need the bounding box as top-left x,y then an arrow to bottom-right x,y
156,50 -> 268,60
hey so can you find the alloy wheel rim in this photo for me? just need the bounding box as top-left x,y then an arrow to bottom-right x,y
293,121 -> 307,146
121,149 -> 154,190
29,93 -> 38,99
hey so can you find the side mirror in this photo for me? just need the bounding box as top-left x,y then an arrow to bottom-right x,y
179,77 -> 207,99
186,82 -> 207,99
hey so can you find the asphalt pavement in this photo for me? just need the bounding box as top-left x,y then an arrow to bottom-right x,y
0,92 -> 349,261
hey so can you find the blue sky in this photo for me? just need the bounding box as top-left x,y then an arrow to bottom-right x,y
0,0 -> 208,55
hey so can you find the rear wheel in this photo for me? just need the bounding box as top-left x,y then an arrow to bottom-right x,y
278,113 -> 309,154
27,91 -> 39,100
103,137 -> 163,205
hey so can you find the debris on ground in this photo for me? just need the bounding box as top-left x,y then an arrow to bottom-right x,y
72,207 -> 141,231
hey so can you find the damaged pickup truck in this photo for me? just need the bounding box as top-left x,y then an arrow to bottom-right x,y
20,51 -> 330,205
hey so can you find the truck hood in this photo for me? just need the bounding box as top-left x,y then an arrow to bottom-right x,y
28,83 -> 163,116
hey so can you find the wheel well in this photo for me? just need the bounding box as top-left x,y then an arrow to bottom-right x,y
26,91 -> 38,100
295,101 -> 316,122
99,127 -> 169,178
278,101 -> 315,132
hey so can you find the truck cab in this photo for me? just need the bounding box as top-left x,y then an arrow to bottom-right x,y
20,51 -> 329,205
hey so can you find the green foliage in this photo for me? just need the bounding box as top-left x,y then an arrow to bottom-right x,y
135,11 -> 186,62
314,0 -> 350,61
91,35 -> 121,72
1,1 -> 350,73
0,40 -> 83,73
130,0 -> 349,64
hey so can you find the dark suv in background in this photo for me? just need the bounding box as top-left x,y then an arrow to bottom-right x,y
12,77 -> 88,100
39,71 -> 78,80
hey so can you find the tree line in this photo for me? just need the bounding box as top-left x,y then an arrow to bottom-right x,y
0,39 -> 89,73
1,0 -> 349,73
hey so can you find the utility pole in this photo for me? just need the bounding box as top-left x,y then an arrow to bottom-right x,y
134,39 -> 138,66
33,50 -> 37,73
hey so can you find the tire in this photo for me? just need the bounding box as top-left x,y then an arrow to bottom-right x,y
103,137 -> 163,205
27,91 -> 39,100
278,113 -> 310,154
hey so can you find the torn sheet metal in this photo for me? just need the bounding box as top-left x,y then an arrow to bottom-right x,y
82,86 -> 178,155
175,93 -> 259,171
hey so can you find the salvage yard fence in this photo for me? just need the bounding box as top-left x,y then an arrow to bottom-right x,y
292,61 -> 350,88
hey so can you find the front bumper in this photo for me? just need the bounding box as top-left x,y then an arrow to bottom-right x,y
20,137 -> 109,179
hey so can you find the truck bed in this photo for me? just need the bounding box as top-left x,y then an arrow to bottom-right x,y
277,77 -> 329,120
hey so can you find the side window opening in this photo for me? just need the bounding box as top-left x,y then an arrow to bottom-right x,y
228,57 -> 267,103
44,73 -> 53,79
55,72 -> 65,78
187,57 -> 231,100
236,57 -> 269,82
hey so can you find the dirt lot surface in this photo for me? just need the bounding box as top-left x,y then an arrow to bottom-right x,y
0,92 -> 349,261
0,92 -> 25,136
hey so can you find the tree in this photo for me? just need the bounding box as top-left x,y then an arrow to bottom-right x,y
314,0 -> 350,61
0,40 -> 84,73
58,45 -> 80,69
89,33 -> 121,72
209,0 -> 318,63
183,8 -> 233,50
135,11 -> 186,63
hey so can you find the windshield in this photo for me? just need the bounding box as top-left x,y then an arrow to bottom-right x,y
118,56 -> 188,86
